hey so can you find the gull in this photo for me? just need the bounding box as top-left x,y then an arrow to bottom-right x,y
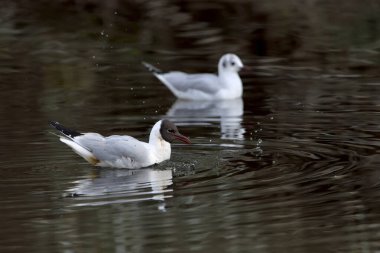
143,53 -> 244,100
50,119 -> 191,169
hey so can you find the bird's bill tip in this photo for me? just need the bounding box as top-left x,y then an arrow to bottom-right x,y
174,133 -> 191,144
240,65 -> 253,73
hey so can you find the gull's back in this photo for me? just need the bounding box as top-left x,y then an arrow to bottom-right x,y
157,71 -> 221,99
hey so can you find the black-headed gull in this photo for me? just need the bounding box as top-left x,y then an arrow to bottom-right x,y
143,53 -> 244,100
50,119 -> 191,169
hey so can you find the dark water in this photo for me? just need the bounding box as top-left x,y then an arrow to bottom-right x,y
1,1 -> 380,252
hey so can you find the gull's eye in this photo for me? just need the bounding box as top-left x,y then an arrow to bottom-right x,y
231,61 -> 235,66
168,129 -> 175,133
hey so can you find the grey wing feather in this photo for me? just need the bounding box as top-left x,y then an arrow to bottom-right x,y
160,72 -> 220,94
75,134 -> 148,163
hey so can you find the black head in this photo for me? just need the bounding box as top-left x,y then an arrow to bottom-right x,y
160,119 -> 191,144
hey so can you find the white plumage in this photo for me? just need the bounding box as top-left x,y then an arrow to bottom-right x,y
143,53 -> 244,100
50,119 -> 191,169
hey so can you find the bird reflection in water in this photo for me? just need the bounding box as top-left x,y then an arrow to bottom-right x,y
167,98 -> 245,140
65,167 -> 173,211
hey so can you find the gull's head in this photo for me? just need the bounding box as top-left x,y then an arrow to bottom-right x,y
218,53 -> 244,73
159,119 -> 191,144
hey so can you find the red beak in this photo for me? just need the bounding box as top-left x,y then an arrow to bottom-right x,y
174,133 -> 191,144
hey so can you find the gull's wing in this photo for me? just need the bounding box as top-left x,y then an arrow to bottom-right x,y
143,62 -> 221,99
75,134 -> 151,168
157,71 -> 220,95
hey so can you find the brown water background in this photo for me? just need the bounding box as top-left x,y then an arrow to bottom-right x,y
0,1 -> 380,252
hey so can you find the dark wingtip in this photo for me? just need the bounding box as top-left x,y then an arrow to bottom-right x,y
49,121 -> 82,138
142,61 -> 163,74
49,121 -> 59,127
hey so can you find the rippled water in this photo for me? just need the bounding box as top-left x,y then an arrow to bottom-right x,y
1,1 -> 380,253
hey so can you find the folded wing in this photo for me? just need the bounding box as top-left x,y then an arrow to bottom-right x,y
157,72 -> 220,99
75,134 -> 152,168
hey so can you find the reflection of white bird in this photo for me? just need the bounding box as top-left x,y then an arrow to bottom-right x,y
167,98 -> 245,140
143,53 -> 244,100
67,168 -> 173,199
50,119 -> 191,169
66,168 -> 173,210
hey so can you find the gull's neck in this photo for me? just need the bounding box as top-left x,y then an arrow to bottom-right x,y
148,120 -> 171,162
218,68 -> 243,98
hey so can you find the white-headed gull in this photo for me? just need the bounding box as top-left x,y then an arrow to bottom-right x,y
143,53 -> 244,100
50,119 -> 191,169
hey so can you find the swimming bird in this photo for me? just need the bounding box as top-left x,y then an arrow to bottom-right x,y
143,53 -> 244,100
50,119 -> 191,169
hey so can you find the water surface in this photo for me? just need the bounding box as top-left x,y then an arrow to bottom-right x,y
0,1 -> 380,253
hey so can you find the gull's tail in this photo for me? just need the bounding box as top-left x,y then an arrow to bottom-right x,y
49,121 -> 99,165
142,61 -> 164,74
